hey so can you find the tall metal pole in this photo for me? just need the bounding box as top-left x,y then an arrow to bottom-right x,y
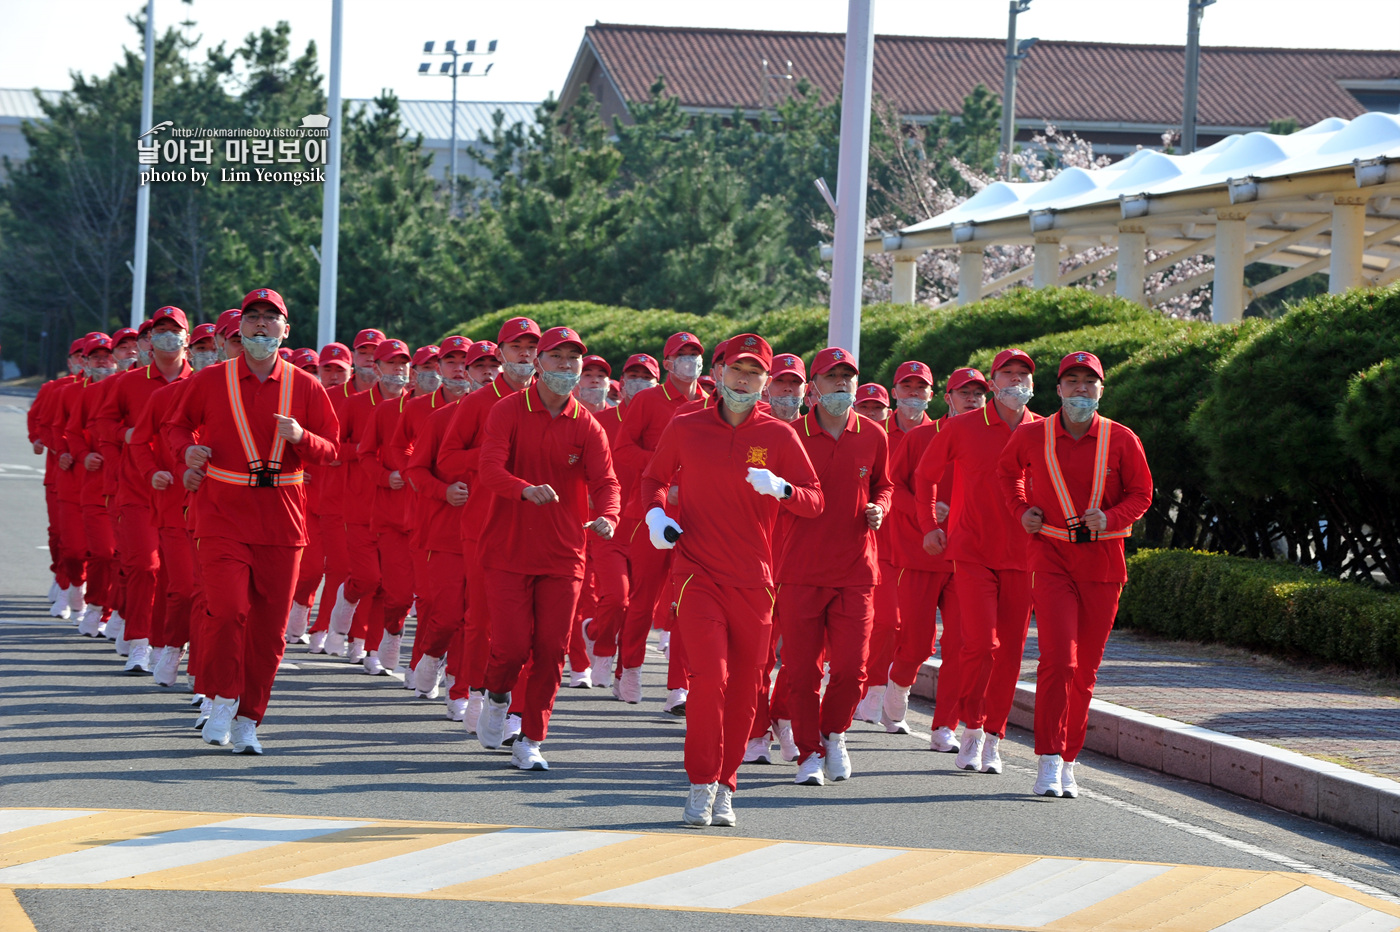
448,50 -> 458,214
317,0 -> 344,349
827,0 -> 874,362
1181,0 -> 1214,154
999,1 -> 1030,179
129,0 -> 154,328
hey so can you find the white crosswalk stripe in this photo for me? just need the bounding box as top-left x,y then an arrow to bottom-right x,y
1210,886 -> 1400,932
0,810 -> 100,835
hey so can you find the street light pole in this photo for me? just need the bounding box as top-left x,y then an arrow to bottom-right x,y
130,0 -> 154,328
826,0 -> 874,362
1181,0 -> 1216,154
420,40 -> 496,215
999,0 -> 1035,179
317,0 -> 344,349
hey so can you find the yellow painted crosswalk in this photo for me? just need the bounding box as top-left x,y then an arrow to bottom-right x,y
1,808 -> 1397,930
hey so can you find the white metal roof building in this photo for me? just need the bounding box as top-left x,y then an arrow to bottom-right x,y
865,112 -> 1400,322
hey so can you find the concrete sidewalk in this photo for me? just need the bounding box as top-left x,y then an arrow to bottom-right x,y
911,625 -> 1400,845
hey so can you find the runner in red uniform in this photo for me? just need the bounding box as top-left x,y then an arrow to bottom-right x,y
32,341 -> 86,617
565,353 -> 614,687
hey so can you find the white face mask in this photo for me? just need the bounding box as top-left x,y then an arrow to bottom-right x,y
117,355 -> 137,371
137,348 -> 151,366
538,368 -> 581,395
577,386 -> 607,407
1061,395 -> 1099,423
623,378 -> 654,402
996,382 -> 1034,409
671,355 -> 702,381
379,373 -> 410,393
151,331 -> 185,354
86,363 -> 117,382
719,368 -> 761,413
243,334 -> 281,361
896,397 -> 929,413
191,349 -> 219,371
504,360 -> 535,382
415,370 -> 443,394
443,376 -> 472,394
354,364 -> 377,383
769,395 -> 801,419
819,391 -> 854,417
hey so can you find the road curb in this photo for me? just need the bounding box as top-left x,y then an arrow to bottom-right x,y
912,659 -> 1400,844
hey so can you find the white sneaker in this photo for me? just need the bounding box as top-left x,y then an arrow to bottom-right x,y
929,725 -> 960,753
657,630 -> 671,659
113,626 -> 130,657
477,695 -> 510,749
202,696 -> 239,746
230,716 -> 263,755
151,645 -> 182,686
414,654 -> 444,698
882,681 -> 911,725
503,714 -> 522,746
880,709 -> 911,735
463,693 -> 485,734
65,584 -> 87,616
324,631 -> 347,657
308,630 -> 328,654
189,691 -> 205,707
378,632 -> 402,672
328,582 -> 358,636
345,637 -> 366,664
743,735 -> 772,764
362,652 -> 384,675
1035,754 -> 1065,797
711,786 -> 736,827
616,666 -> 642,704
77,604 -> 104,637
854,685 -> 884,724
776,719 -> 799,762
445,696 -> 467,721
123,639 -> 152,674
795,754 -> 825,786
663,688 -> 687,716
403,657 -> 419,689
683,782 -> 716,826
1061,760 -> 1080,798
569,668 -> 592,689
510,736 -> 548,771
823,732 -> 852,781
49,598 -> 71,619
980,734 -> 1003,774
49,579 -> 61,603
590,654 -> 614,689
104,611 -> 125,643
194,696 -> 213,730
954,727 -> 985,771
285,602 -> 311,642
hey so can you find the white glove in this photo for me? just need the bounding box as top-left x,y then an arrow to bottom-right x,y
646,506 -> 683,550
746,467 -> 790,500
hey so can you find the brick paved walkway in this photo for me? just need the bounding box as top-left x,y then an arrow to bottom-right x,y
1016,626 -> 1400,780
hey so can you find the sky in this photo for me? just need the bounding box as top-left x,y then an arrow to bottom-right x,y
1,0 -> 1395,104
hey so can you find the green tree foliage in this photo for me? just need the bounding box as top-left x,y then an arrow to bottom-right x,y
1336,358 -> 1400,494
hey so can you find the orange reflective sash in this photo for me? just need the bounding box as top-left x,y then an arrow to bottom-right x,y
207,359 -> 304,488
1037,415 -> 1129,543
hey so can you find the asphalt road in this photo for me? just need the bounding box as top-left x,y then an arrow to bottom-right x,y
2,389 -> 1398,932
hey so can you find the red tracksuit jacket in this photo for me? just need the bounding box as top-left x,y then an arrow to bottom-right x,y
95,361 -> 192,509
404,399 -> 465,554
436,374 -> 525,544
613,377 -> 709,520
889,417 -> 957,573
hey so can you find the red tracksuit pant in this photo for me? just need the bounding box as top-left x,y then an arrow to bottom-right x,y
56,499 -> 87,589
362,527 -> 414,652
343,521 -> 383,642
891,568 -> 963,731
82,503 -> 116,610
195,536 -> 300,723
415,549 -> 464,663
619,524 -> 672,669
45,486 -> 71,588
777,584 -> 874,763
675,576 -> 773,791
483,570 -> 583,743
570,565 -> 596,673
585,518 -> 634,660
1033,572 -> 1122,762
863,560 -> 900,690
158,527 -> 197,648
312,511 -> 348,634
118,503 -> 160,641
292,511 -> 324,608
458,539 -> 493,693
955,562 -> 1032,738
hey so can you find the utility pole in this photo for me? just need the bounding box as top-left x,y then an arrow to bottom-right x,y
999,0 -> 1036,179
826,0 -> 874,362
419,39 -> 496,215
317,0 -> 343,349
129,0 -> 154,328
1181,0 -> 1216,154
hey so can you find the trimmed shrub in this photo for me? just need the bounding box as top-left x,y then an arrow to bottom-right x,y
1336,357 -> 1400,493
1119,549 -> 1400,670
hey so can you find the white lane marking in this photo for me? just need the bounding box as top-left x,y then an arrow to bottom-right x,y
580,841 -> 905,909
1210,885 -> 1400,931
896,858 -> 1170,925
903,723 -> 1400,905
0,810 -> 101,835
270,828 -> 639,894
0,817 -> 369,885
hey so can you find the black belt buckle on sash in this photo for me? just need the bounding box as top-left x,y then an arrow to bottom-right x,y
1066,515 -> 1094,544
247,459 -> 277,488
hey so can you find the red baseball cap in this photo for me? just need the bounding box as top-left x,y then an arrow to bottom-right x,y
277,347 -> 293,360
663,331 -> 704,358
623,353 -> 660,380
726,333 -> 773,371
946,367 -> 990,392
291,348 -> 319,371
319,342 -> 353,370
137,319 -> 154,336
111,327 -> 138,346
893,360 -> 933,386
189,324 -> 216,345
353,328 -> 386,349
698,375 -> 717,392
856,383 -> 890,406
84,334 -> 113,355
990,348 -> 1035,374
537,325 -> 586,355
771,353 -> 806,380
373,339 -> 411,362
497,317 -> 542,345
712,339 -> 729,366
241,288 -> 288,317
438,336 -> 471,357
609,379 -> 621,395
151,306 -> 189,331
1058,351 -> 1105,380
464,340 -> 499,365
810,346 -> 858,377
215,309 -> 242,337
68,339 -> 86,355
582,354 -> 611,376
412,344 -> 440,367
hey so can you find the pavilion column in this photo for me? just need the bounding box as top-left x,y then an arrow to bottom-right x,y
1032,235 -> 1061,288
1211,209 -> 1249,323
892,254 -> 918,304
957,246 -> 984,305
1116,223 -> 1147,304
1329,194 -> 1367,293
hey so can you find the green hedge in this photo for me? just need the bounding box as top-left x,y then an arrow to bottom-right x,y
1336,357 -> 1400,493
1119,549 -> 1400,670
